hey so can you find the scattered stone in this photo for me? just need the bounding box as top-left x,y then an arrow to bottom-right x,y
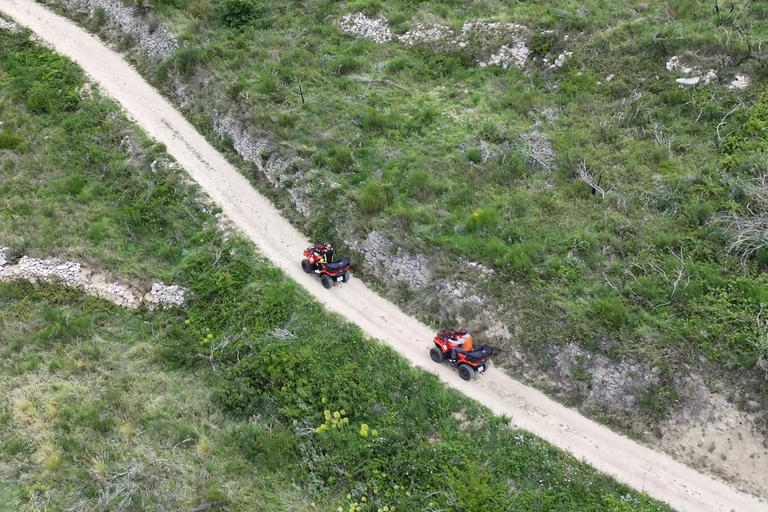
729,73 -> 750,90
676,70 -> 717,86
465,260 -> 495,277
144,283 -> 186,308
666,56 -> 693,74
0,18 -> 19,32
63,0 -> 178,58
341,14 -> 532,70
338,12 -> 393,43
0,253 -> 187,310
549,51 -> 573,70
485,320 -> 512,343
547,341 -> 660,411
665,56 -> 719,88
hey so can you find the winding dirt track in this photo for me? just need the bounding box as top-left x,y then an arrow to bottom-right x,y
3,2 -> 766,510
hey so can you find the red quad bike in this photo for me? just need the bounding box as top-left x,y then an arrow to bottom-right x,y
430,330 -> 493,381
301,246 -> 351,289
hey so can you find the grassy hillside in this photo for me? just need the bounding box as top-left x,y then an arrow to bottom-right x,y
40,0 -> 768,427
0,25 -> 673,511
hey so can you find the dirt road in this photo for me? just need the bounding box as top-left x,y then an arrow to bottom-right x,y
2,1 -> 766,510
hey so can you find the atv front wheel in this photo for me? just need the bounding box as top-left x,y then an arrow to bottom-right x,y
301,259 -> 312,273
321,274 -> 332,289
430,347 -> 444,363
458,364 -> 474,381
341,271 -> 350,283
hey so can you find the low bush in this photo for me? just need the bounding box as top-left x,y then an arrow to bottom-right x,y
358,181 -> 392,213
220,0 -> 265,28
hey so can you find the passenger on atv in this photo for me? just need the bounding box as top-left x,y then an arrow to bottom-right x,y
310,242 -> 333,265
446,328 -> 473,362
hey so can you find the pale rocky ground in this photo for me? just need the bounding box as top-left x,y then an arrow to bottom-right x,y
338,13 -> 537,70
0,248 -> 187,310
65,0 -> 177,58
666,54 -> 750,89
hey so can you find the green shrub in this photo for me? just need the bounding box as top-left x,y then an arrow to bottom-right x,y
255,74 -> 277,95
0,129 -> 25,152
314,143 -> 355,173
3,41 -> 81,114
385,56 -> 412,74
330,55 -> 363,75
466,147 -> 482,164
347,0 -> 383,16
528,31 -> 557,57
360,108 -> 389,133
386,11 -> 410,34
220,0 -> 265,28
358,181 -> 392,214
465,207 -> 500,233
91,7 -> 107,29
173,46 -> 203,78
238,423 -> 298,471
404,169 -> 444,201
591,295 -> 631,330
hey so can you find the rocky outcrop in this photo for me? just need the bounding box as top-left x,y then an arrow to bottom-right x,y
346,231 -> 431,289
545,341 -> 661,410
0,17 -> 19,32
0,249 -> 187,310
208,111 -> 312,216
62,0 -> 177,58
338,12 -> 393,43
339,15 -> 532,70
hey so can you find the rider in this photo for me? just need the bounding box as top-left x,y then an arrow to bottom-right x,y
449,328 -> 473,361
312,242 -> 332,266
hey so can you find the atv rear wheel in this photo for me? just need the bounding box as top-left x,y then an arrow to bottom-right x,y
458,364 -> 474,381
301,259 -> 312,273
341,271 -> 350,283
430,347 -> 444,363
320,274 -> 332,289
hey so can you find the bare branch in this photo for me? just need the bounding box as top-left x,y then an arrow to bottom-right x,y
348,74 -> 410,93
576,161 -> 607,198
716,101 -> 744,143
518,131 -> 555,172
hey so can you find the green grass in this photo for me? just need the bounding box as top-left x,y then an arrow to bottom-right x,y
0,30 -> 209,283
41,0 -> 768,418
0,26 -> 674,511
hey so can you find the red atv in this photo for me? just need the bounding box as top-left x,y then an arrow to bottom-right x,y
430,330 -> 493,381
301,246 -> 351,289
